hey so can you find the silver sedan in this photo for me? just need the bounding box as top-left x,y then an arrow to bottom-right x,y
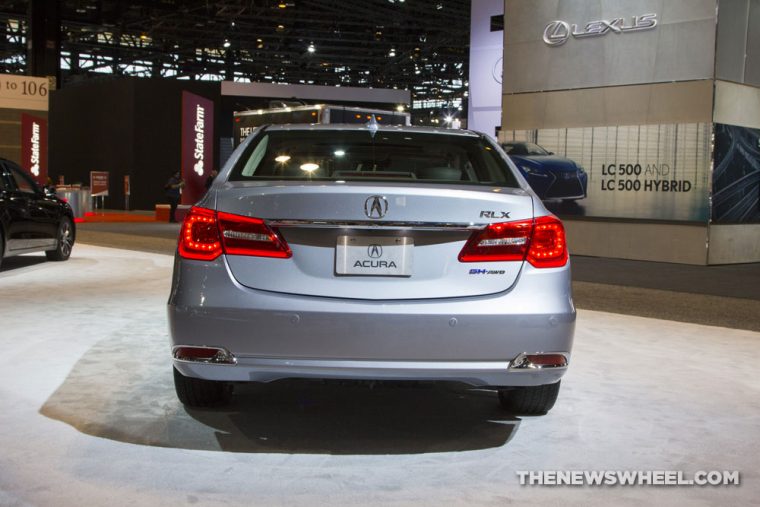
168,124 -> 575,414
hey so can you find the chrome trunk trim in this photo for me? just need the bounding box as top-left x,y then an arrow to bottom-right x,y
267,219 -> 485,231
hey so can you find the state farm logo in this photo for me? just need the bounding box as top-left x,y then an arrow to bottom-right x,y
193,104 -> 205,176
543,13 -> 658,46
30,122 -> 40,176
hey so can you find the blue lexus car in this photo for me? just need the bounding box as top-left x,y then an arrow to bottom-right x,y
501,142 -> 588,202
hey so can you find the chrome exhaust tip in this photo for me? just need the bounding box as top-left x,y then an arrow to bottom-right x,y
509,352 -> 568,371
173,346 -> 237,365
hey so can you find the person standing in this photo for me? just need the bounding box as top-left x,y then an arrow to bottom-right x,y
205,168 -> 218,191
165,171 -> 185,223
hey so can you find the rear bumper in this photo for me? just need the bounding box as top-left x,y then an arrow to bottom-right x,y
168,254 -> 576,387
173,356 -> 568,387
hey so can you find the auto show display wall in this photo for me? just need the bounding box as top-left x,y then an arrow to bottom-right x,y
0,74 -> 50,182
467,0 -> 504,139
49,78 -> 221,211
500,0 -> 760,264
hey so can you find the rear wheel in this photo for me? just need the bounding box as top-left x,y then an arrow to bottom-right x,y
45,217 -> 74,261
173,367 -> 233,407
498,381 -> 561,415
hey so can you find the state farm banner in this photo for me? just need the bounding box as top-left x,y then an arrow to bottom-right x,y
20,113 -> 47,186
90,171 -> 109,197
181,91 -> 214,205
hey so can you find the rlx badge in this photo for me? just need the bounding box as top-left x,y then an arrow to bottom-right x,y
480,211 -> 511,219
543,13 -> 658,46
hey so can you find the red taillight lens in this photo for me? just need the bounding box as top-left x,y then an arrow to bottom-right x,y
527,215 -> 567,268
217,211 -> 291,258
178,207 -> 291,260
178,207 -> 223,260
458,215 -> 568,268
458,219 -> 532,262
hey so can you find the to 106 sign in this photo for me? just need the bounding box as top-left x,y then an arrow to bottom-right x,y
0,74 -> 50,111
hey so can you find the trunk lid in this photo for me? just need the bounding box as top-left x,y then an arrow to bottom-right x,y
216,181 -> 534,300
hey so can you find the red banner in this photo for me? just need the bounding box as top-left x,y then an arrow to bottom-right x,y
20,113 -> 47,186
181,91 -> 215,205
90,171 -> 109,197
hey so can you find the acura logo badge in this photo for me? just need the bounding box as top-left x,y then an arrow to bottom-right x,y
364,195 -> 388,219
367,244 -> 383,258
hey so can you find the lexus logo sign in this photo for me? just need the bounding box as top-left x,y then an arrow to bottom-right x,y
543,13 -> 658,46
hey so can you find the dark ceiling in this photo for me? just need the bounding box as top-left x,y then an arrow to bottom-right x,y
0,0 -> 470,119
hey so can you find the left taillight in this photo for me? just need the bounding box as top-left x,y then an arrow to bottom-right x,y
178,207 -> 291,261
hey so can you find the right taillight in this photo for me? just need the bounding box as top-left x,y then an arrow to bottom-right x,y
527,215 -> 568,268
178,207 -> 291,260
458,215 -> 567,268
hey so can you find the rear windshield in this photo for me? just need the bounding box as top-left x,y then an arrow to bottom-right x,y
229,129 -> 519,187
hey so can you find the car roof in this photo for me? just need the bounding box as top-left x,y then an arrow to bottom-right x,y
262,123 -> 482,138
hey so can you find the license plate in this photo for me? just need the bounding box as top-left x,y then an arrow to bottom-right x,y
335,236 -> 413,276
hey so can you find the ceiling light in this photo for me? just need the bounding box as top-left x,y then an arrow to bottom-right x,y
334,150 -> 346,157
300,163 -> 319,172
276,24 -> 285,32
223,39 -> 231,48
307,43 -> 315,53
396,105 -> 404,112
388,48 -> 396,57
275,155 -> 291,163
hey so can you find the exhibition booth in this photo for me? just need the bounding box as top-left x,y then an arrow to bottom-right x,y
45,79 -> 409,211
495,0 -> 760,264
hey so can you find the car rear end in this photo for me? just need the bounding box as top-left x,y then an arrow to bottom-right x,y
168,125 -> 575,411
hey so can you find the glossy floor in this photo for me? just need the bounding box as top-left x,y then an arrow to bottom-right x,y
0,245 -> 758,506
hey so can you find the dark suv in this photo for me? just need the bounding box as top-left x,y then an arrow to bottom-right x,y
0,158 -> 75,270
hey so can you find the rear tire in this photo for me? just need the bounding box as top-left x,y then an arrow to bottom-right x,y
173,367 -> 233,407
45,217 -> 74,261
498,381 -> 561,415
